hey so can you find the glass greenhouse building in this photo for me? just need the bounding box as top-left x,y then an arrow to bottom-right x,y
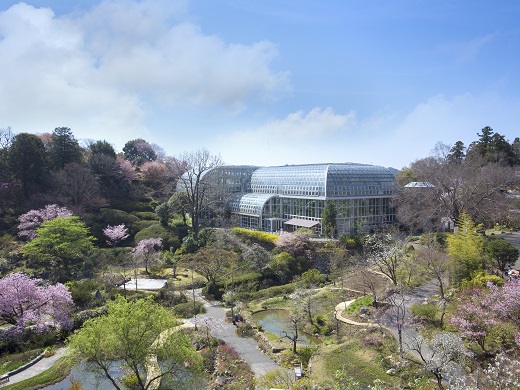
178,163 -> 397,236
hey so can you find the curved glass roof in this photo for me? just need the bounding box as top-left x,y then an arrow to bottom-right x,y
228,193 -> 279,216
251,163 -> 396,198
177,165 -> 258,193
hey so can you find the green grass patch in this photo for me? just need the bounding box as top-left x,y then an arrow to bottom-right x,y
262,296 -> 288,308
318,341 -> 397,388
344,295 -> 373,315
2,356 -> 73,390
0,349 -> 43,375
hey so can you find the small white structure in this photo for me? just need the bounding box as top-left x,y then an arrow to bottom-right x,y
294,363 -> 303,380
121,278 -> 167,291
404,181 -> 435,188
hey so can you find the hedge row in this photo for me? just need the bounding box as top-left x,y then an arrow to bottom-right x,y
231,228 -> 278,245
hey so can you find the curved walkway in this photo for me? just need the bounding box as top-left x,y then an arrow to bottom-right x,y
334,300 -> 371,327
193,289 -> 282,377
0,348 -> 68,387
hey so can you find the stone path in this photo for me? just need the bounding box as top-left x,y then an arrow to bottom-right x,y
192,289 -> 282,377
498,232 -> 520,269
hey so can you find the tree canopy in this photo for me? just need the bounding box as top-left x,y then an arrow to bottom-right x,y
23,216 -> 95,282
322,202 -> 337,238
47,127 -> 83,170
8,132 -> 48,198
68,296 -> 201,390
485,237 -> 519,272
447,212 -> 485,284
123,138 -> 157,166
0,272 -> 73,332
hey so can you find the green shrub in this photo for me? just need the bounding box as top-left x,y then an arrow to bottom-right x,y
65,279 -> 101,309
236,323 -> 256,338
313,315 -> 326,326
461,270 -> 504,289
132,220 -> 158,231
172,301 -> 205,318
338,234 -> 362,250
297,347 -> 317,366
299,269 -> 326,287
250,283 -> 297,300
410,303 -> 438,323
134,223 -> 180,251
98,208 -> 140,225
132,211 -> 158,220
117,200 -> 155,212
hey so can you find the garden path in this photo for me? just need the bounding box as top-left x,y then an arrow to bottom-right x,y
0,348 -> 67,388
192,288 -> 283,378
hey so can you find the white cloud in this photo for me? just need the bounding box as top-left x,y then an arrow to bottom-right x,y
214,107 -> 356,165
0,0 -> 289,143
244,107 -> 354,139
215,93 -> 520,169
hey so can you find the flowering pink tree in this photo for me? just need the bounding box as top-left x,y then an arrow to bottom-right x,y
103,224 -> 129,247
0,273 -> 73,333
448,287 -> 498,352
17,204 -> 72,241
132,238 -> 162,274
488,280 -> 520,346
275,229 -> 313,256
104,224 -> 131,297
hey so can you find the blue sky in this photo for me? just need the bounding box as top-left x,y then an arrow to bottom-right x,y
1,0 -> 519,169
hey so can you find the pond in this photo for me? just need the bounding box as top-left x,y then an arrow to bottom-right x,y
251,309 -> 321,345
43,363 -> 123,390
43,362 -> 206,390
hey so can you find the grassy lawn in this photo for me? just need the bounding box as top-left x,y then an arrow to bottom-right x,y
2,356 -> 73,390
310,328 -> 402,388
0,349 -> 44,376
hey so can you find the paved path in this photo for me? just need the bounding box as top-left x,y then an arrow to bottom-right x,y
334,300 -> 371,327
497,232 -> 520,269
0,348 -> 68,387
193,289 -> 282,378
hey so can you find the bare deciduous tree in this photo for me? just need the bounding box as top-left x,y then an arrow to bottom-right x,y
386,286 -> 409,357
417,246 -> 450,299
54,162 -> 107,213
172,148 -> 222,240
396,147 -> 520,231
364,230 -> 407,286
282,309 -> 306,354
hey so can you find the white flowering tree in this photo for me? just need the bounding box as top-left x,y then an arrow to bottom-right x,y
132,238 -> 162,275
407,333 -> 470,389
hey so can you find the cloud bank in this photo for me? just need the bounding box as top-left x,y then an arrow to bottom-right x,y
0,1 -> 289,143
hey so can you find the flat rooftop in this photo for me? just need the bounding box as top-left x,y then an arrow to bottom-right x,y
121,278 -> 167,290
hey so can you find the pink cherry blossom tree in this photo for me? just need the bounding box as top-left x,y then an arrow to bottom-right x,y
103,224 -> 131,297
17,204 -> 73,241
447,287 -> 498,352
275,229 -> 313,257
0,273 -> 73,335
487,279 -> 520,346
132,238 -> 162,274
103,224 -> 129,247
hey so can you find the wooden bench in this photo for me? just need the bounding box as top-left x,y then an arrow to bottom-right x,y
0,374 -> 9,384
